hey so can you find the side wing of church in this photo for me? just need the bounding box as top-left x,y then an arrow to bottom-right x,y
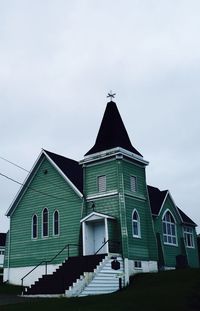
3,100 -> 199,296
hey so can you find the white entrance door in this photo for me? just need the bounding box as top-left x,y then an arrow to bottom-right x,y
93,221 -> 106,254
83,220 -> 107,255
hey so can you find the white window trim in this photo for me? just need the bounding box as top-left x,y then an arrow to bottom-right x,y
183,226 -> 195,249
42,207 -> 49,238
32,214 -> 38,240
134,260 -> 142,269
53,210 -> 60,237
132,209 -> 141,238
162,210 -> 178,247
130,175 -> 137,192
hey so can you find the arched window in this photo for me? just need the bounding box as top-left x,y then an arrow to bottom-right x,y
42,208 -> 49,237
132,210 -> 141,238
53,210 -> 59,236
32,214 -> 38,239
162,211 -> 177,245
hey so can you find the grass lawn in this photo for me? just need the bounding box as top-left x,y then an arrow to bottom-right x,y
0,269 -> 200,311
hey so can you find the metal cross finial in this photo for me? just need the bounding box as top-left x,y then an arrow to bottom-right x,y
107,91 -> 116,101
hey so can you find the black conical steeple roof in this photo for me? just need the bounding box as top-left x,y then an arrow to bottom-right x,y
85,101 -> 142,157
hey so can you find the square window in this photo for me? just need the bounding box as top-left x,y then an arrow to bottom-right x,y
134,261 -> 142,269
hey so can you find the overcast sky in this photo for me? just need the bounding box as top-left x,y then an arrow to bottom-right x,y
0,0 -> 200,233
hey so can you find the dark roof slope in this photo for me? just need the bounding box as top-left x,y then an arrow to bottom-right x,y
177,208 -> 196,226
44,150 -> 83,193
85,101 -> 142,156
147,185 -> 168,215
0,233 -> 6,246
148,185 -> 196,226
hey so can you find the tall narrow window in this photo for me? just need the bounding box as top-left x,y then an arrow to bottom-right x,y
32,214 -> 38,239
162,211 -> 177,245
130,176 -> 137,192
53,210 -> 59,236
42,208 -> 49,237
98,175 -> 106,192
132,210 -> 141,238
183,226 -> 194,248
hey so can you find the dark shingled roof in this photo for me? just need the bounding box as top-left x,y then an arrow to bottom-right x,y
85,101 -> 142,157
148,185 -> 168,215
148,185 -> 196,226
44,150 -> 83,193
177,208 -> 196,226
0,233 -> 6,246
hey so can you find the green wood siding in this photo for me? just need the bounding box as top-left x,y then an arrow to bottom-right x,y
84,160 -> 117,196
153,195 -> 199,268
83,157 -> 158,261
6,158 -> 82,268
125,196 -> 158,260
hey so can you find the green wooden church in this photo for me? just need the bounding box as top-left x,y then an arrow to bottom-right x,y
3,99 -> 199,297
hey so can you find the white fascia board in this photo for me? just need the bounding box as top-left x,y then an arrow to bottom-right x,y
158,191 -> 183,222
6,150 -> 45,217
86,191 -> 118,201
80,211 -> 115,223
43,151 -> 83,199
80,147 -> 149,166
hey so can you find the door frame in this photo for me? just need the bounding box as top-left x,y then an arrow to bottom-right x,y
80,212 -> 115,256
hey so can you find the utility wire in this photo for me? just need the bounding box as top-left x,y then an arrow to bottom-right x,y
0,156 -> 29,172
0,172 -> 69,203
0,154 -> 71,195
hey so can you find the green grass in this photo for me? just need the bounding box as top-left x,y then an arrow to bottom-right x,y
0,269 -> 200,311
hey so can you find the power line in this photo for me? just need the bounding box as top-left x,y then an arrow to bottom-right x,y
0,156 -> 29,172
0,172 -> 69,203
0,154 -> 70,195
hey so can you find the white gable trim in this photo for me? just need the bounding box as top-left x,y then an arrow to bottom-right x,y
158,191 -> 183,222
80,211 -> 115,223
6,150 -> 83,216
43,151 -> 83,198
6,150 -> 45,216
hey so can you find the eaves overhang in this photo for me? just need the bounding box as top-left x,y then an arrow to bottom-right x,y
6,149 -> 83,217
80,147 -> 149,166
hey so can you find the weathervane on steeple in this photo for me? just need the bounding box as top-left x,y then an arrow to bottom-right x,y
107,91 -> 116,101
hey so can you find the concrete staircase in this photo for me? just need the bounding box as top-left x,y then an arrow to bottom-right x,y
66,255 -> 124,297
23,254 -> 106,296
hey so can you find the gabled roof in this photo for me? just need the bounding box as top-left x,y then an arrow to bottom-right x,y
0,233 -> 6,247
44,150 -> 83,193
147,185 -> 196,226
147,186 -> 168,215
6,150 -> 83,216
177,208 -> 196,226
85,101 -> 142,157
80,211 -> 115,223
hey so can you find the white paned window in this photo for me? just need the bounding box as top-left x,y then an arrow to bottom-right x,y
32,214 -> 38,239
130,176 -> 137,192
162,211 -> 177,246
42,208 -> 49,237
132,209 -> 141,238
53,210 -> 60,236
134,261 -> 142,269
183,226 -> 194,248
98,175 -> 106,192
